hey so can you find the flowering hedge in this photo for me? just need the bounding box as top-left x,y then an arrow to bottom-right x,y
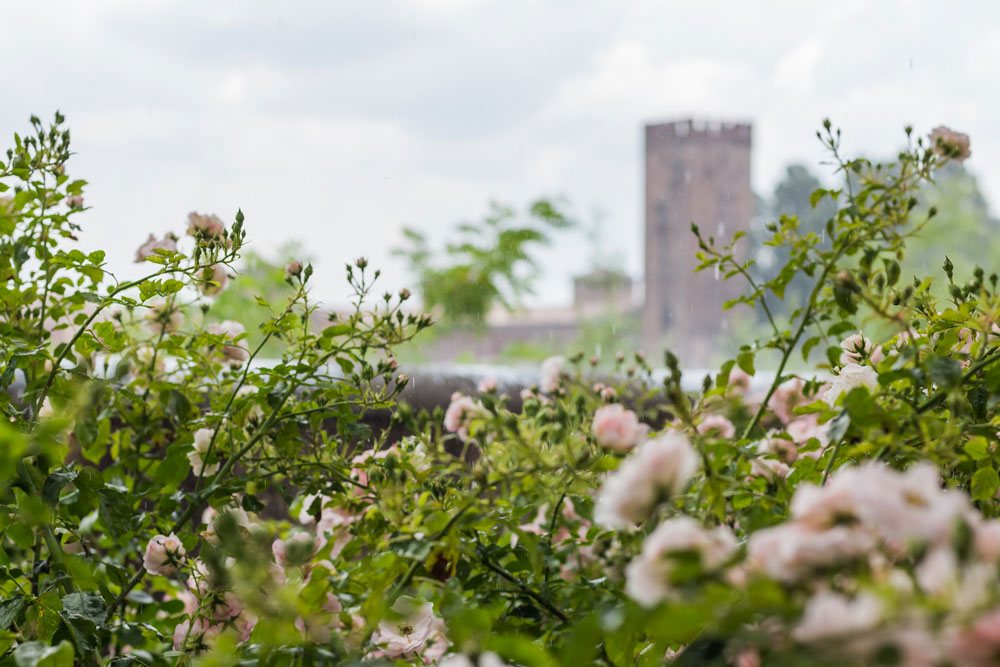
0,114 -> 997,666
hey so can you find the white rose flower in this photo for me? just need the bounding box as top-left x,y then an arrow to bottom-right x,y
625,517 -> 736,607
371,598 -> 447,660
539,355 -> 565,393
824,363 -> 879,405
188,427 -> 220,476
595,431 -> 699,529
793,590 -> 883,643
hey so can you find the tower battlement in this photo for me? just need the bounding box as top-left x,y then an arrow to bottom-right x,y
645,119 -> 752,143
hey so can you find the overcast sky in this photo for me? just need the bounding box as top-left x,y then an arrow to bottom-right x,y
4,0 -> 998,306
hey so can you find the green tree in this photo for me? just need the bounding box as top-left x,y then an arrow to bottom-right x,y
754,164 -> 839,312
907,162 -> 1000,282
209,243 -> 306,356
394,199 -> 574,327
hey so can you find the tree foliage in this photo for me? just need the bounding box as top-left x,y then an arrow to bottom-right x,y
394,200 -> 574,327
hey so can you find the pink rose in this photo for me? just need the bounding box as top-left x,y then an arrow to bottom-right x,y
595,431 -> 699,529
443,393 -> 484,441
207,320 -> 249,365
696,414 -> 735,439
625,517 -> 736,606
750,457 -> 790,482
975,521 -> 1000,561
592,404 -> 648,452
145,298 -> 184,333
728,368 -> 752,394
792,591 -> 882,643
200,263 -> 230,296
539,356 -> 565,393
768,378 -> 807,424
187,211 -> 226,237
952,609 -> 1000,666
143,533 -> 186,575
134,233 -> 178,263
173,617 -> 222,651
929,126 -> 971,162
734,647 -> 761,667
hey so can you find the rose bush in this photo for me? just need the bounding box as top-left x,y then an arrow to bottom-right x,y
0,114 -> 996,667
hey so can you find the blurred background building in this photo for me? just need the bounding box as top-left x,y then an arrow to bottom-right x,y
416,117 -> 753,367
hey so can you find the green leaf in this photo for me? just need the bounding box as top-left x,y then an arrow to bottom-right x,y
152,443 -> 191,491
125,590 -> 154,605
59,612 -> 99,653
843,388 -> 888,426
13,641 -> 74,667
801,336 -> 820,362
61,592 -> 106,625
7,523 -> 33,551
964,437 -> 991,462
0,596 -> 26,630
488,635 -> 558,667
98,486 -> 132,539
971,467 -> 1000,502
42,469 -> 78,506
561,614 -> 602,667
809,188 -> 829,208
927,356 -> 963,388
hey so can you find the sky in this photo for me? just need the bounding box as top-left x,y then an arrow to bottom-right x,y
3,0 -> 999,307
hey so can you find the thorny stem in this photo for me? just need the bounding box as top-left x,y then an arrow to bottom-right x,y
476,544 -> 568,624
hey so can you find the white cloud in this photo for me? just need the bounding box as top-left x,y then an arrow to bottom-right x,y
1,0 -> 998,309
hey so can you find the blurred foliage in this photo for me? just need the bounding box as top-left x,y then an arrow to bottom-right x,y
209,244 -> 306,357
394,199 -> 575,327
907,161 -> 1000,282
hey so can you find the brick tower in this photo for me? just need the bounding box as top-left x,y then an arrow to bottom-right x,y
642,119 -> 753,365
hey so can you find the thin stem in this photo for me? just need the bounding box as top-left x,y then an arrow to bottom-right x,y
741,260 -> 836,440
389,502 -> 474,598
36,264 -> 201,412
476,546 -> 568,624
